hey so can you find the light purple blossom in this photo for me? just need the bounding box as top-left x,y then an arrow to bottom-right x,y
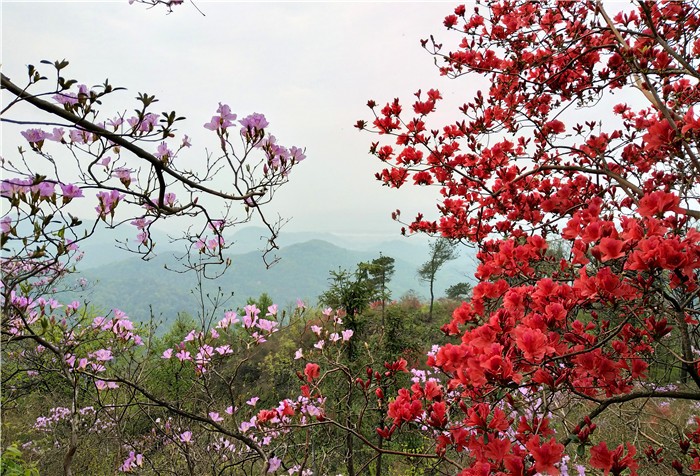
60,183 -> 83,202
95,190 -> 125,219
257,318 -> 278,333
90,348 -> 113,362
154,142 -> 173,162
215,345 -> 232,355
204,103 -> 237,131
53,92 -> 78,105
36,181 -> 55,198
176,350 -> 192,362
208,412 -> 223,422
21,128 -> 49,144
289,146 -> 306,162
179,431 -> 193,443
1,216 -> 13,234
239,112 -> 269,135
268,456 -> 281,473
113,168 -> 132,186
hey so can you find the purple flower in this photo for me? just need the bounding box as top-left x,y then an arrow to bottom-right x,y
162,348 -> 173,359
267,456 -> 281,473
95,190 -> 125,219
215,344 -> 232,355
60,183 -> 84,203
289,146 -> 306,162
130,217 -> 151,230
239,113 -> 269,135
256,318 -> 278,333
108,117 -> 124,129
208,411 -> 223,422
21,129 -> 49,144
204,103 -> 237,131
163,192 -> 176,207
113,168 -> 132,187
179,431 -> 192,443
35,181 -> 55,198
46,128 -> 65,142
1,217 -> 12,234
53,92 -> 78,105
154,142 -> 172,162
90,349 -> 113,362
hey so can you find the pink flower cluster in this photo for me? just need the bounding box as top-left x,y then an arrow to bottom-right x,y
95,190 -> 125,219
161,304 -> 279,374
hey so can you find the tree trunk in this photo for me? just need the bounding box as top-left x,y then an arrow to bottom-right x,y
428,272 -> 435,321
63,380 -> 79,476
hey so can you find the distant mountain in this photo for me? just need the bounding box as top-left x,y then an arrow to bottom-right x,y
70,237 -> 476,328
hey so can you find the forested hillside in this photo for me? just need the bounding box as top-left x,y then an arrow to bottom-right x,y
71,233 -> 476,326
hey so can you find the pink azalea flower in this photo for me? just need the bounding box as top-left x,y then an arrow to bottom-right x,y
1,217 -> 12,233
246,397 -> 259,406
90,349 -> 113,362
267,456 -> 281,473
215,345 -> 232,355
175,350 -> 191,362
162,348 -> 173,359
208,412 -> 223,422
21,128 -> 49,144
184,330 -> 197,342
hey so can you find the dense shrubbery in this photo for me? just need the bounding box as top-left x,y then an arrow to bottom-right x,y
3,1 -> 700,475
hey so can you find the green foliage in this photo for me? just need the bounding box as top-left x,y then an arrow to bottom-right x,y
418,238 -> 458,320
0,445 -> 39,476
417,238 -> 459,284
445,281 -> 472,300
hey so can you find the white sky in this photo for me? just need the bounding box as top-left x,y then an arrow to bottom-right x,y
2,1 -> 475,239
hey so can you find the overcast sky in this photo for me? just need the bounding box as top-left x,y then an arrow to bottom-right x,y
2,1 -> 478,240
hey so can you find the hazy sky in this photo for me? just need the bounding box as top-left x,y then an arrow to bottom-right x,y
2,1 -> 475,239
